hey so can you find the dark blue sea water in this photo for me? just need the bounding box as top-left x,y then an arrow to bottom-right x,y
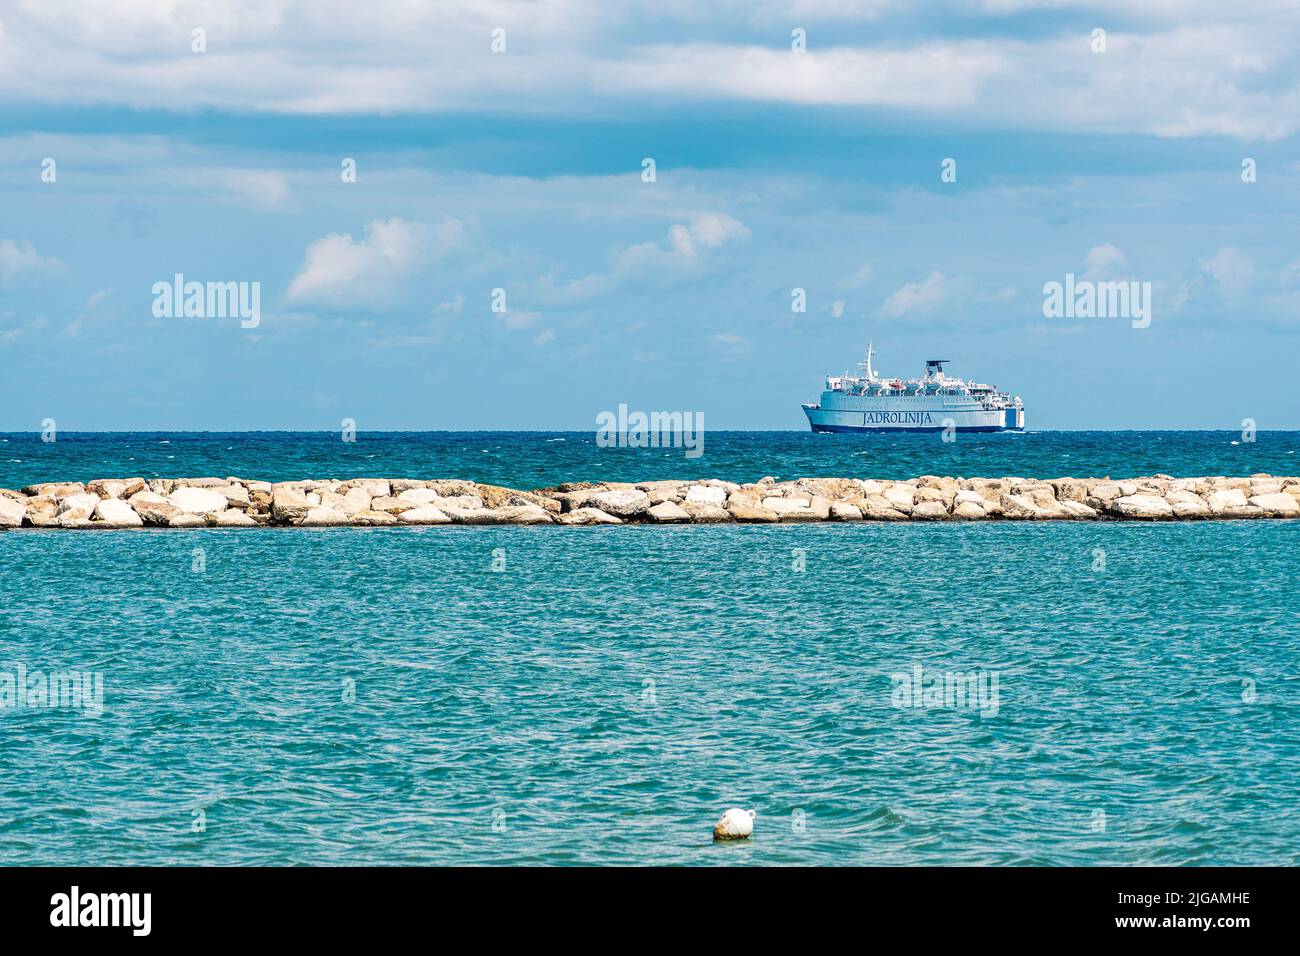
2,430 -> 1297,489
2,432 -> 1298,865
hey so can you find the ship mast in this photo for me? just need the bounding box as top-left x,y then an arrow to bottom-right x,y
858,341 -> 877,381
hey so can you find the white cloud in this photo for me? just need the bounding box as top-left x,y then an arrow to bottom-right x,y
287,217 -> 467,307
501,309 -> 541,331
220,169 -> 291,209
828,299 -> 846,318
1198,246 -> 1255,297
878,271 -> 948,317
1082,244 -> 1127,280
534,213 -> 749,305
0,239 -> 67,285
533,328 -> 555,346
433,294 -> 465,316
3,3 -> 1294,139
843,263 -> 874,288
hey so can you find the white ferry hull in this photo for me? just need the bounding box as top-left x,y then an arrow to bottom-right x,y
803,398 -> 1024,433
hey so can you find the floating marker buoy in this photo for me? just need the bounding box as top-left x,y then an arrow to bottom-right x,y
713,808 -> 756,841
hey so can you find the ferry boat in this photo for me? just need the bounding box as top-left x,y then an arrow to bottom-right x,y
802,343 -> 1025,433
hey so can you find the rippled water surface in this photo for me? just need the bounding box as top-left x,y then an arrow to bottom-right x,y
2,430 -> 1298,489
2,520 -> 1297,865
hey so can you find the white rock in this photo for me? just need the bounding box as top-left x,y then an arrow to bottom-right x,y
911,500 -> 949,520
883,486 -> 916,510
212,509 -> 257,527
169,487 -> 230,514
0,497 -> 27,527
713,808 -> 756,841
646,501 -> 690,523
1206,488 -> 1250,514
587,488 -> 651,516
762,496 -> 810,515
1249,492 -> 1299,514
339,488 -> 372,516
397,506 -> 452,525
557,507 -> 622,525
93,498 -> 144,527
829,501 -> 863,521
300,506 -> 350,527
684,485 -> 727,505
271,487 -> 311,522
1057,500 -> 1098,519
217,484 -> 251,507
1109,494 -> 1173,518
58,493 -> 102,516
397,488 -> 443,505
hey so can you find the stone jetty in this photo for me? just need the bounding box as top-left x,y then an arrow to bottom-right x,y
1,474 -> 1298,529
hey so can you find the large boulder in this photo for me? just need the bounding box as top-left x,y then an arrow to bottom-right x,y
0,497 -> 26,528
861,495 -> 908,520
1249,492 -> 1299,515
882,486 -> 916,512
587,488 -> 651,517
270,487 -> 311,522
397,506 -> 452,525
684,485 -> 727,505
681,502 -> 732,523
87,477 -> 146,499
1166,490 -> 1210,518
58,493 -> 102,516
352,510 -> 398,526
129,491 -> 183,526
1109,494 -> 1173,519
93,498 -> 144,528
911,500 -> 950,520
727,503 -> 779,523
1056,500 -> 1098,519
1206,488 -> 1252,515
397,488 -> 443,505
21,481 -> 85,498
339,479 -> 391,498
299,506 -> 349,527
557,507 -> 622,525
212,509 -> 257,527
998,494 -> 1040,520
369,496 -> 417,515
23,495 -> 59,526
646,501 -> 691,523
494,505 -> 553,525
829,502 -> 864,521
170,487 -> 231,515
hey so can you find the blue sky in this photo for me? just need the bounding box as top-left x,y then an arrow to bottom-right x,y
1,0 -> 1298,430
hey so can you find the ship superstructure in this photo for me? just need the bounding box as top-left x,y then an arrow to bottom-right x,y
802,343 -> 1024,433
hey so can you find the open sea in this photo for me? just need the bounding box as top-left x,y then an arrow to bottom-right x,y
2,431 -> 1297,865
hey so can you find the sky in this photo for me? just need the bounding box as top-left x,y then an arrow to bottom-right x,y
1,0 -> 1298,430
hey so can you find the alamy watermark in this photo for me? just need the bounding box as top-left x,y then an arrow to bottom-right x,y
596,404 -> 704,459
152,273 -> 260,328
1042,274 -> 1151,329
1,664 -> 104,715
890,664 -> 999,718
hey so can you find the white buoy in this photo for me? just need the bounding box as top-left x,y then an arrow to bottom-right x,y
713,808 -> 756,841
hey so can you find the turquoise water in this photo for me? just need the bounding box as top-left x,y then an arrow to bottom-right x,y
2,518 -> 1297,865
2,430 -> 1298,489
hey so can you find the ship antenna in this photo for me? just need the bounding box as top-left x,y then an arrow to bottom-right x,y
860,340 -> 876,380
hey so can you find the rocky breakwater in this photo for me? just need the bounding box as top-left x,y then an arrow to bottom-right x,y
1,474 -> 1298,530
